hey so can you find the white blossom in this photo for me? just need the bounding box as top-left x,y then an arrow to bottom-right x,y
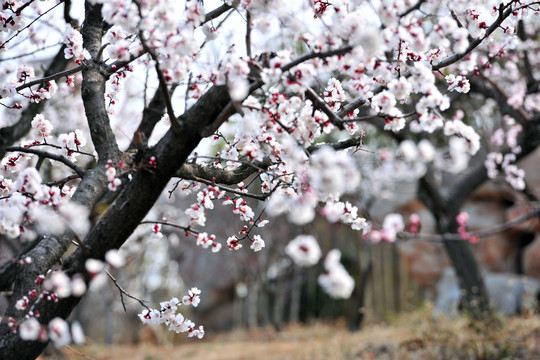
285,235 -> 322,267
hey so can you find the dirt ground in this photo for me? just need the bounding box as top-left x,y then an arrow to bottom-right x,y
51,311 -> 540,360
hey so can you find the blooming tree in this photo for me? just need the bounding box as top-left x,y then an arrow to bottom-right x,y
0,0 -> 540,358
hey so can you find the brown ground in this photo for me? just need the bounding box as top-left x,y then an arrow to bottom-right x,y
52,310 -> 540,360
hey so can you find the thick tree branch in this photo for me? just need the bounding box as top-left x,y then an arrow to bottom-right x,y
0,5 -> 120,357
337,97 -> 368,118
127,87 -> 168,151
470,77 -> 529,125
246,11 -> 252,58
80,2 -> 121,161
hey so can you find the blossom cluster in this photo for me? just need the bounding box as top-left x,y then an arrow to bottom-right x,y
318,249 -> 355,299
285,234 -> 322,267
196,232 -> 222,253
12,269 -> 88,347
7,262 -> 98,349
106,160 -> 122,191
456,211 -> 479,243
57,129 -> 87,161
63,25 -> 91,64
0,166 -> 89,239
18,317 -> 85,348
485,116 -> 526,190
369,213 -> 405,243
138,288 -> 204,339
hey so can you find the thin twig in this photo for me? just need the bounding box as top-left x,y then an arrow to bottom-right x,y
189,175 -> 270,200
44,174 -> 80,187
397,204 -> 540,242
0,1 -> 63,51
105,269 -> 149,312
64,346 -> 96,360
0,42 -> 61,62
140,220 -> 198,236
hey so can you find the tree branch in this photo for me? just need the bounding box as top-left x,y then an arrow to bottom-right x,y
105,269 -> 149,312
6,146 -> 86,177
176,158 -> 271,185
204,2 -> 235,24
80,2 -> 121,161
397,203 -> 540,242
15,65 -> 84,93
432,6 -> 513,71
307,136 -> 364,153
304,86 -> 345,130
127,87 -> 168,151
282,45 -> 353,73
399,0 -> 426,18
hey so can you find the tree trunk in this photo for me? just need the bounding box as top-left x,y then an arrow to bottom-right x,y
418,173 -> 493,321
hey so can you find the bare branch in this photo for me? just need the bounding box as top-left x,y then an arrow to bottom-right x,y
398,204 -> 540,242
337,97 -> 367,118
134,2 -> 180,134
44,174 -> 80,187
105,269 -> 149,312
140,220 -> 198,236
